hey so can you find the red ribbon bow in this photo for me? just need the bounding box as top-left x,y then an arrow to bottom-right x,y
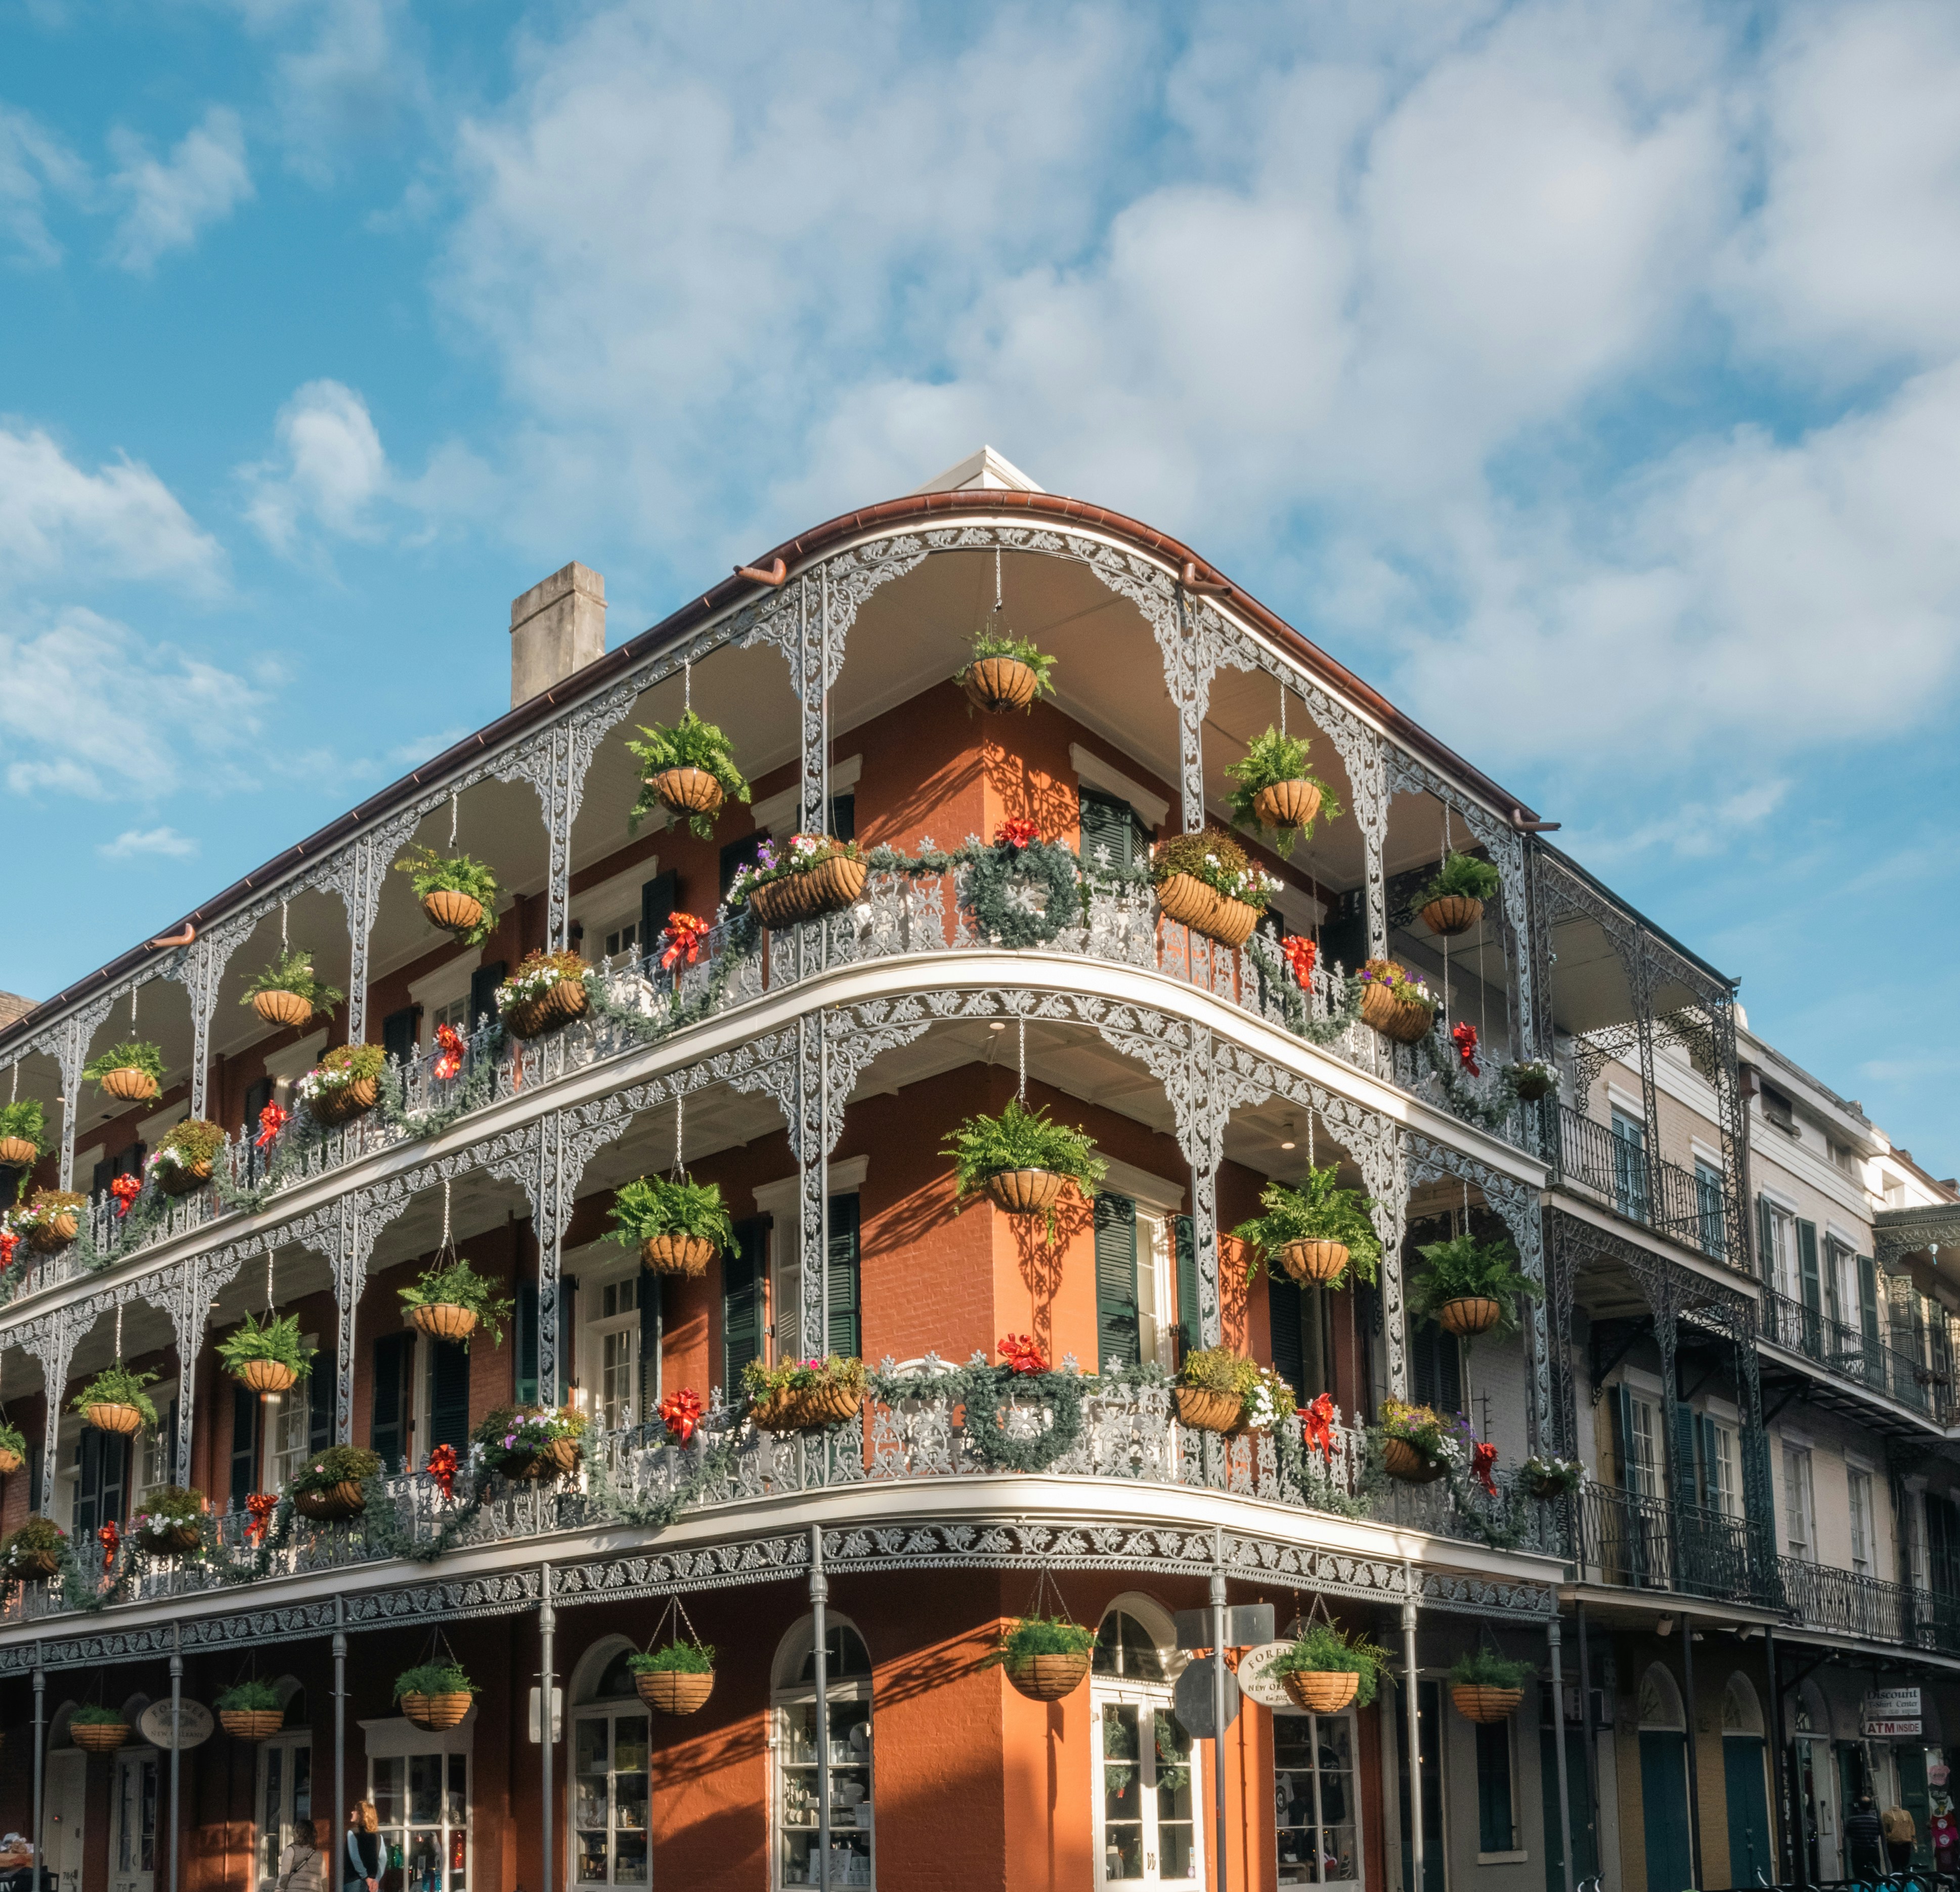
1471,1439 -> 1499,1497
998,1333 -> 1048,1375
993,816 -> 1041,850
660,914 -> 711,971
660,1388 -> 704,1444
1452,1021 -> 1481,1078
98,1521 -> 119,1570
432,1025 -> 465,1083
245,1492 -> 279,1542
255,1101 -> 290,1150
426,1443 -> 458,1501
1281,936 -> 1318,992
1301,1392 -> 1337,1459
0,1228 -> 19,1269
110,1172 -> 143,1218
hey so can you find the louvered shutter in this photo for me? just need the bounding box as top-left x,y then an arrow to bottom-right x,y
1797,1220 -> 1821,1313
467,962 -> 505,1034
1173,1215 -> 1198,1364
427,1338 -> 470,1455
1094,1195 -> 1139,1370
516,1277 -> 539,1404
1077,789 -> 1134,875
1672,1401 -> 1702,1507
308,1352 -> 332,1453
370,1332 -> 409,1472
556,1276 -> 577,1406
722,1219 -> 764,1392
826,1194 -> 861,1360
380,1006 -> 419,1069
25,1442 -> 40,1521
639,1272 -> 662,1421
1756,1196 -> 1775,1285
160,1397 -> 178,1489
640,872 -> 677,963
1613,1383 -> 1636,1493
829,794 -> 856,844
230,1380 -> 259,1508
1268,1274 -> 1305,1400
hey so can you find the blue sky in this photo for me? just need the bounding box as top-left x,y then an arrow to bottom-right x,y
3,0 -> 1956,1168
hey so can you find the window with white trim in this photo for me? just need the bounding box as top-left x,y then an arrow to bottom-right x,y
1849,1469 -> 1874,1575
1783,1446 -> 1815,1561
572,1646 -> 649,1889
773,1617 -> 874,1888
369,1750 -> 469,1892
1708,1424 -> 1736,1518
1092,1605 -> 1201,1889
1274,1707 -> 1361,1887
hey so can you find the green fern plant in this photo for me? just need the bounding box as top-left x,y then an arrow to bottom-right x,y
1225,727 -> 1341,858
626,711 -> 752,838
1233,1167 -> 1382,1287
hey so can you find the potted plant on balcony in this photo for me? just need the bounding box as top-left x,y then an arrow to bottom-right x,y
240,949 -> 344,1031
628,1638 -> 718,1715
496,950 -> 591,1040
473,1405 -> 587,1481
605,1175 -> 734,1278
395,845 -> 501,946
1,1516 -> 66,1581
1521,1455 -> 1582,1501
69,1704 -> 130,1754
627,711 -> 752,838
17,1189 -> 84,1254
989,1616 -> 1097,1702
1504,1059 -> 1557,1102
727,834 -> 867,929
1416,852 -> 1501,938
287,1444 -> 381,1520
214,1679 -> 286,1741
399,1259 -> 513,1346
216,1313 -> 314,1399
1225,727 -> 1341,859
742,1355 -> 866,1433
295,1044 -> 386,1126
395,1662 -> 476,1732
1449,1646 -> 1533,1723
83,1041 -> 164,1105
957,631 -> 1057,715
130,1485 -> 207,1557
1411,1231 -> 1540,1339
1233,1167 -> 1382,1289
1172,1347 -> 1258,1435
943,1097 -> 1106,1236
0,1099 -> 48,1171
1377,1399 -> 1460,1484
1357,959 -> 1435,1044
149,1119 -> 226,1197
1149,831 -> 1282,951
0,1420 -> 25,1476
73,1364 -> 157,1437
1269,1620 -> 1392,1713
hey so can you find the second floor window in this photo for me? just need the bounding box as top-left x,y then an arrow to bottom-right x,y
1849,1469 -> 1873,1575
1610,1111 -> 1647,1221
1694,1162 -> 1725,1259
1706,1422 -> 1736,1517
1782,1446 -> 1815,1560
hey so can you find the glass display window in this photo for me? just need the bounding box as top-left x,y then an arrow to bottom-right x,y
573,1709 -> 650,1887
370,1752 -> 468,1892
1273,1710 -> 1360,1888
772,1619 -> 874,1889
1090,1601 -> 1201,1890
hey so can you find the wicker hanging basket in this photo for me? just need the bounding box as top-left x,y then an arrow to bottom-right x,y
983,1169 -> 1067,1217
505,1437 -> 581,1481
1155,875 -> 1257,950
155,1158 -> 214,1198
1383,1438 -> 1448,1484
422,889 -> 484,935
220,1709 -> 285,1741
252,989 -> 315,1031
634,1669 -> 715,1715
0,1136 -> 39,1168
9,1546 -> 60,1580
83,1402 -> 144,1436
1420,895 -> 1484,938
748,855 -> 867,930
1172,1386 -> 1244,1435
1451,1684 -> 1524,1725
641,1233 -> 715,1277
100,1068 -> 159,1104
71,1721 -> 129,1755
408,1303 -> 479,1343
1435,1296 -> 1503,1338
141,1521 -> 203,1556
26,1214 -> 78,1253
1511,1066 -> 1557,1103
0,1448 -> 22,1475
401,1692 -> 473,1732
650,768 -> 726,819
1252,780 -> 1323,832
1005,1651 -> 1092,1702
751,1384 -> 862,1432
507,978 -> 589,1041
1278,1240 -> 1351,1286
1282,1669 -> 1360,1714
235,1359 -> 297,1397
962,657 -> 1041,714
310,1078 -> 378,1126
293,1481 -> 366,1521
1359,982 -> 1434,1045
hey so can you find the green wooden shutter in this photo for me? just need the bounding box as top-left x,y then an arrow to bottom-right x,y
826,1194 -> 862,1359
1173,1215 -> 1198,1363
722,1219 -> 764,1392
1756,1196 -> 1775,1284
308,1353 -> 332,1454
467,962 -> 505,1033
381,1005 -> 419,1069
370,1332 -> 409,1472
556,1275 -> 577,1406
1700,1414 -> 1721,1508
1613,1383 -> 1636,1493
1797,1220 -> 1821,1313
1672,1401 -> 1702,1507
229,1380 -> 259,1508
639,1273 -> 663,1421
1858,1256 -> 1881,1345
427,1339 -> 470,1456
1094,1195 -> 1139,1369
1268,1274 -> 1305,1400
515,1277 -> 539,1405
640,871 -> 677,961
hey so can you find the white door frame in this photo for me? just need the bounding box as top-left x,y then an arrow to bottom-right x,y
45,1749 -> 86,1892
108,1745 -> 160,1892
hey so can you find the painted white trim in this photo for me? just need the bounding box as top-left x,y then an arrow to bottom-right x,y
571,859 -> 662,938
266,1028 -> 328,1091
408,956 -> 473,1021
1099,1157 -> 1185,1215
1780,1427 -> 1814,1450
755,1154 -> 871,1217
1758,1184 -> 1800,1214
750,755 -> 863,838
137,1100 -> 189,1144
1825,1223 -> 1865,1255
1606,1085 -> 1644,1121
1267,882 -> 1327,933
1690,1139 -> 1725,1172
1070,744 -> 1170,831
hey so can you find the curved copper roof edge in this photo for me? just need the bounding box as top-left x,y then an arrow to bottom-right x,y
4,487 -> 1541,1046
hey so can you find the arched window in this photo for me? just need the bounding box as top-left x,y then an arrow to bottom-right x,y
570,1636 -> 649,1890
1723,1675 -> 1763,1737
1090,1598 -> 1200,1891
772,1616 -> 873,1888
1638,1664 -> 1685,1732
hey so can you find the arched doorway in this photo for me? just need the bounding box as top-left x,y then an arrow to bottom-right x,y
772,1614 -> 874,1888
1090,1596 -> 1201,1891
1723,1674 -> 1773,1886
1639,1663 -> 1692,1892
568,1637 -> 649,1890
1793,1679 -> 1838,1880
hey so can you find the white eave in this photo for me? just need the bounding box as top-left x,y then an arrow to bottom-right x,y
909,444 -> 1045,494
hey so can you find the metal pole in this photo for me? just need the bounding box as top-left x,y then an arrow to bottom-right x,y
1210,1568 -> 1229,1892
1404,1574 -> 1424,1892
810,1524 -> 831,1892
541,1563 -> 556,1892
168,1625 -> 183,1892
1576,1600 -> 1602,1867
333,1596 -> 346,1880
1549,1618 -> 1575,1892
1764,1625 -> 1798,1888
1679,1620 -> 1704,1889
31,1646 -> 45,1892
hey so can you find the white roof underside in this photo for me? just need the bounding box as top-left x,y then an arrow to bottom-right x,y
908,445 -> 1045,495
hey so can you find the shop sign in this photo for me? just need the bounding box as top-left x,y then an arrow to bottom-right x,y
1864,1687 -> 1922,1736
1235,1642 -> 1300,1710
137,1700 -> 213,1749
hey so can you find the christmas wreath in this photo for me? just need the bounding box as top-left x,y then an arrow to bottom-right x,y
962,827 -> 1079,949
954,1361 -> 1086,1472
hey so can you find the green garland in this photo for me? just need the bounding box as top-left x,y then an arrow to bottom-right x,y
1415,1031 -> 1529,1132
954,1363 -> 1085,1472
959,839 -> 1079,949
1242,933 -> 1367,1045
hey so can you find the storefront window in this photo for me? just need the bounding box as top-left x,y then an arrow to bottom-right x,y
1091,1602 -> 1202,1890
773,1620 -> 874,1889
1274,1710 -> 1360,1887
371,1753 -> 468,1892
574,1710 -> 650,1886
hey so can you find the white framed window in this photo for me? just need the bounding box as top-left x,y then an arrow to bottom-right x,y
755,1157 -> 869,1364
369,1750 -> 469,1892
136,1381 -> 180,1505
1708,1425 -> 1736,1518
570,1643 -> 650,1889
110,1741 -> 158,1892
408,962 -> 473,1055
1626,1395 -> 1658,1499
1765,1203 -> 1798,1300
601,918 -> 642,962
772,1616 -> 874,1888
263,1342 -> 320,1491
1849,1469 -> 1874,1575
576,1262 -> 644,1435
255,1705 -> 312,1885
1783,1446 -> 1816,1560
1274,1708 -> 1361,1887
429,994 -> 472,1042
1092,1599 -> 1201,1889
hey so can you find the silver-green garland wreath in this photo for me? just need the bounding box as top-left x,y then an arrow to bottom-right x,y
962,839 -> 1080,949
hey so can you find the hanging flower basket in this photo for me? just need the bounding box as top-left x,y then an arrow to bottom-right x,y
1006,1650 -> 1092,1702
498,952 -> 591,1040
1435,1296 -> 1503,1338
10,1546 -> 60,1580
1359,965 -> 1435,1044
288,1446 -> 379,1521
0,1447 -> 22,1476
1278,1239 -> 1351,1286
408,1302 -> 479,1343
1154,872 -> 1262,950
744,850 -> 868,929
83,1402 -> 145,1436
1383,1438 -> 1448,1484
640,1233 -> 714,1277
140,1519 -> 203,1556
649,766 -> 725,819
1507,1061 -> 1557,1103
983,1169 -> 1067,1218
1252,780 -> 1323,833
235,1359 -> 297,1397
293,1482 -> 365,1520
1414,854 -> 1500,939
70,1717 -> 130,1754
1451,1684 -> 1523,1724
1282,1669 -> 1361,1714
219,1708 -> 285,1741
963,656 -> 1042,714
315,1078 -> 378,1125
252,988 -> 315,1031
154,1157 -> 213,1198
401,1691 -> 472,1731
751,1383 -> 863,1432
1149,832 -> 1278,951
0,1136 -> 38,1168
100,1068 -> 159,1104
634,1669 -> 716,1715
1172,1386 -> 1244,1434
21,1194 -> 82,1253
422,888 -> 485,935
1420,894 -> 1483,937
505,1436 -> 581,1481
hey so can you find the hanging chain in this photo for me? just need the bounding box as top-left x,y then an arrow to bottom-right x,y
114,1302 -> 123,1361
674,1093 -> 685,1179
683,657 -> 692,714
449,793 -> 459,850
1017,1017 -> 1026,1102
994,546 -> 1003,616
281,899 -> 289,952
1307,1109 -> 1315,1169
1279,679 -> 1286,739
130,983 -> 138,1028
267,1245 -> 275,1314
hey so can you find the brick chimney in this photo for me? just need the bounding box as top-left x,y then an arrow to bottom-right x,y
510,562 -> 605,707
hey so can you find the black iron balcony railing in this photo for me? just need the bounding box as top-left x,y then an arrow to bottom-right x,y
1757,1287 -> 1949,1422
1779,1555 -> 1960,1658
1556,1106 -> 1726,1257
1574,1479 -> 1779,1607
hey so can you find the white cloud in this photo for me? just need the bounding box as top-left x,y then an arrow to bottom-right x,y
98,826 -> 200,861
243,378 -> 390,553
0,105 -> 88,267
106,106 -> 253,272
0,424 -> 224,590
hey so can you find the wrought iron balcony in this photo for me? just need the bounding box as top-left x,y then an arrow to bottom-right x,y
1779,1555 -> 1960,1658
1555,1106 -> 1726,1259
1756,1287 -> 1950,1422
1572,1478 -> 1779,1608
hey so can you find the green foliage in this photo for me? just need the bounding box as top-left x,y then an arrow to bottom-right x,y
471,1405 -> 588,1457
399,1261 -> 514,1346
73,1365 -> 158,1428
605,1176 -> 735,1252
741,1355 -> 866,1403
155,1119 -> 226,1167
5,1516 -> 66,1554
1448,1647 -> 1534,1690
1233,1168 -> 1382,1288
1150,830 -> 1281,909
0,1421 -> 25,1459
1411,1234 -> 1542,1330
993,1616 -> 1097,1665
319,1043 -> 386,1081
943,1098 -> 1106,1203
1178,1346 -> 1259,1398
134,1485 -> 205,1523
82,1041 -> 164,1085
1378,1399 -> 1455,1452
214,1679 -> 284,1712
216,1313 -> 315,1379
1225,727 -> 1342,858
1419,852 -> 1501,906
1271,1623 -> 1395,1706
628,1640 -> 716,1673
394,845 -> 501,945
69,1704 -> 127,1727
960,633 -> 1058,699
394,1662 -> 475,1700
0,1100 -> 49,1157
240,948 -> 345,1014
626,711 -> 752,838
287,1445 -> 381,1494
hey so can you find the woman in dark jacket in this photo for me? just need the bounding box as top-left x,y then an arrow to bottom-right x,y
343,1803 -> 383,1892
